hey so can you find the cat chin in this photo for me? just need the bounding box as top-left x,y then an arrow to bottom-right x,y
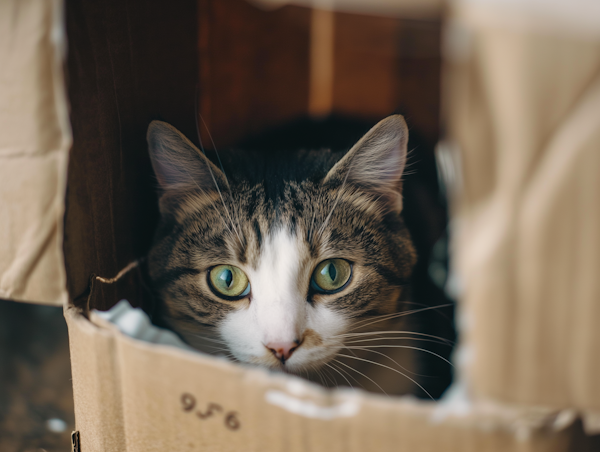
248,358 -> 330,376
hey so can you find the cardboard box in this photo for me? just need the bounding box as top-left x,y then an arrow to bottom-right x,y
64,302 -> 588,452
1,0 -> 599,450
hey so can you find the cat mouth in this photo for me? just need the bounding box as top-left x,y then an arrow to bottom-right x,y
244,344 -> 341,375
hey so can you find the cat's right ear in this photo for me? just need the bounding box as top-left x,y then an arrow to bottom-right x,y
147,121 -> 227,205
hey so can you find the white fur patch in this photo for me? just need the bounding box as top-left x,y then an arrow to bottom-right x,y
219,228 -> 347,371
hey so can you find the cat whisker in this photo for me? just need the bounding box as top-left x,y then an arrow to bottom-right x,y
336,353 -> 435,400
345,346 -> 359,358
343,336 -> 452,347
206,347 -> 232,354
316,186 -> 345,241
187,343 -> 231,354
335,330 -> 454,345
199,114 -> 249,251
196,339 -> 228,346
324,362 -> 354,389
343,345 -> 454,368
346,308 -> 416,331
329,361 -> 356,386
322,366 -> 337,387
315,368 -> 328,387
190,342 -> 229,351
307,208 -> 317,244
199,114 -> 229,189
347,303 -> 454,332
402,148 -> 419,173
347,304 -> 449,330
194,88 -> 244,248
316,143 -> 358,240
331,360 -> 365,390
400,168 -> 418,177
207,173 -> 244,248
342,346 -> 427,377
179,165 -> 237,242
301,368 -> 309,380
399,300 -> 455,323
306,363 -> 321,379
185,333 -> 227,344
332,358 -> 388,396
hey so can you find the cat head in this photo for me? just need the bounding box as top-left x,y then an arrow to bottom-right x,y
146,115 -> 416,374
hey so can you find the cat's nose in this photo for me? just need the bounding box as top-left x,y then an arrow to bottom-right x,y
266,341 -> 300,364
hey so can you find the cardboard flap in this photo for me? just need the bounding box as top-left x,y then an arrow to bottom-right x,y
66,308 -> 594,452
452,0 -> 600,39
0,0 -> 71,305
65,306 -> 126,450
447,6 -> 600,412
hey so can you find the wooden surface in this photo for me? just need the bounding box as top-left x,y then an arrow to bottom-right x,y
0,300 -> 74,452
63,0 -> 199,311
198,2 -> 442,150
199,0 -> 311,148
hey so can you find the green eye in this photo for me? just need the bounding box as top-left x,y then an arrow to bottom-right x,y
208,265 -> 251,299
311,259 -> 352,294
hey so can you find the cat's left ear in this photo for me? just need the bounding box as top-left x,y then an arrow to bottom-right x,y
324,115 -> 408,211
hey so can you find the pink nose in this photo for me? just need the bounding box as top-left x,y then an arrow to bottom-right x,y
266,341 -> 300,363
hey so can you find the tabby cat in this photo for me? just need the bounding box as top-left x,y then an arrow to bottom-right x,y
146,115 -> 417,387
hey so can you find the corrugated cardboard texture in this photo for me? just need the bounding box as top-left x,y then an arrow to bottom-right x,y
66,306 -> 598,452
0,0 -> 70,305
66,306 -> 125,450
447,10 -> 600,411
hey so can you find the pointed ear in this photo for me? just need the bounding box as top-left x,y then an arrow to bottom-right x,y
147,121 -> 226,198
324,115 -> 408,209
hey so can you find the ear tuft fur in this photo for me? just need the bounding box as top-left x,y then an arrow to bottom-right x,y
324,115 -> 408,211
325,115 -> 408,195
147,120 -> 226,197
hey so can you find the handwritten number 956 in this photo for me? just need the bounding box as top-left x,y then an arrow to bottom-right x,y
180,393 -> 240,431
